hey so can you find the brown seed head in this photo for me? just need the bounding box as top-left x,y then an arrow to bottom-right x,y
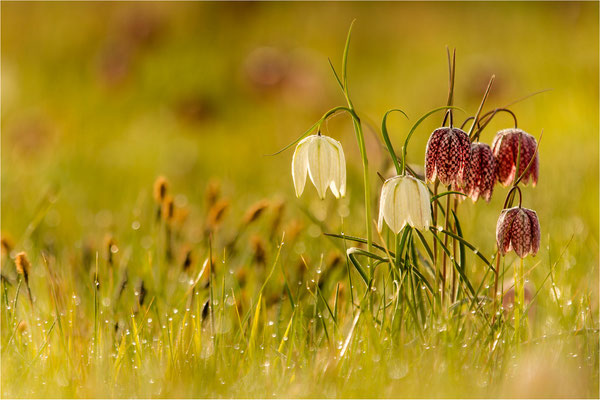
284,219 -> 304,242
104,235 -> 117,265
235,268 -> 248,288
461,142 -> 497,202
496,207 -> 541,258
425,127 -> 471,186
162,195 -> 175,223
137,279 -> 147,307
17,320 -> 28,334
326,251 -> 343,269
270,200 -> 286,238
15,252 -> 31,281
492,129 -> 539,187
153,176 -> 169,204
243,200 -> 270,225
205,180 -> 221,209
207,199 -> 229,229
250,235 -> 267,265
181,246 -> 193,272
1,235 -> 13,257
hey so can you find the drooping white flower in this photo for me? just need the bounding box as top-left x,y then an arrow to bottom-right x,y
377,175 -> 432,233
292,134 -> 346,199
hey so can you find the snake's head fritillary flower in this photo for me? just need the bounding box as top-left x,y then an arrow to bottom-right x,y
491,128 -> 538,187
377,175 -> 432,234
292,134 -> 346,200
496,207 -> 541,258
461,142 -> 497,202
425,127 -> 471,186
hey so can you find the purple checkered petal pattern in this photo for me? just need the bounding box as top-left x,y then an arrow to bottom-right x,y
491,129 -> 538,187
425,127 -> 471,186
496,207 -> 541,258
461,142 -> 496,202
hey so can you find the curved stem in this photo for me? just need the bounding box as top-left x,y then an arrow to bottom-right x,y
460,116 -> 474,130
503,185 -> 522,209
381,109 -> 409,176
473,108 -> 518,142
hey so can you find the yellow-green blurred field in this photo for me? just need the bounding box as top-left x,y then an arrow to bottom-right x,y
1,2 -> 598,398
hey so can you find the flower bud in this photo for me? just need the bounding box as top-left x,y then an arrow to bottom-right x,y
491,128 -> 538,187
425,127 -> 471,186
496,207 -> 541,258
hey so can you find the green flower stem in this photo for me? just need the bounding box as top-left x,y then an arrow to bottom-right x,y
492,252 -> 501,327
517,257 -> 526,344
513,258 -> 522,346
352,117 -> 374,280
336,22 -> 374,283
441,190 -> 452,306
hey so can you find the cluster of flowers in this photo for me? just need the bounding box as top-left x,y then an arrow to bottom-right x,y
291,125 -> 540,259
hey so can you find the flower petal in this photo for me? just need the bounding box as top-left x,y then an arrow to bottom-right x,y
403,177 -> 419,229
307,136 -> 332,199
383,177 -> 404,234
524,208 -> 541,256
291,137 -> 311,197
324,136 -> 346,199
378,180 -> 393,233
510,209 -> 532,258
416,178 -> 432,230
496,208 -> 517,255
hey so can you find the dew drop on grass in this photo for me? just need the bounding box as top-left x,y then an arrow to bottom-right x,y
387,359 -> 408,380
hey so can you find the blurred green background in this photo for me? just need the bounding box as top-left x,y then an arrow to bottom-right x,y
2,2 -> 598,299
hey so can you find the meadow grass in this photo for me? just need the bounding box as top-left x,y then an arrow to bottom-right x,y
1,2 -> 599,398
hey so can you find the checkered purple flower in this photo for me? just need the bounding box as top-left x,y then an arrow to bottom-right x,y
425,127 -> 471,186
491,128 -> 538,187
496,207 -> 541,258
461,142 -> 497,202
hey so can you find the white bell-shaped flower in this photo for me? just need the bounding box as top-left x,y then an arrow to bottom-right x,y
292,134 -> 346,199
377,175 -> 432,233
